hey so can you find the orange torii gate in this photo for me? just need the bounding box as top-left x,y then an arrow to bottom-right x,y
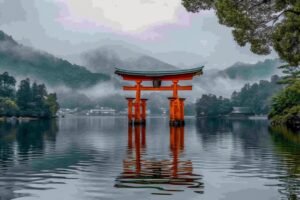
115,66 -> 204,126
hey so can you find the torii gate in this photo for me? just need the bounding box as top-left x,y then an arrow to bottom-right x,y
115,66 -> 204,126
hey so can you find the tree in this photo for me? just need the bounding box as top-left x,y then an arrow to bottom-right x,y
218,96 -> 232,115
182,0 -> 300,68
0,72 -> 16,98
45,93 -> 59,117
278,64 -> 300,85
196,94 -> 232,117
16,78 -> 32,113
0,97 -> 19,117
0,72 -> 60,118
231,75 -> 283,114
269,80 -> 300,129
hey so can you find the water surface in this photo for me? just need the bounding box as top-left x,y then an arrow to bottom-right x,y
0,117 -> 299,200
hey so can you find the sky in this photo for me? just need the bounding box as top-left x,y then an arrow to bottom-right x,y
0,0 -> 277,69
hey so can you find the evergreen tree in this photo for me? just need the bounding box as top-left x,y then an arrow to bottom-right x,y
16,78 -> 32,115
196,94 -> 232,117
0,72 -> 16,98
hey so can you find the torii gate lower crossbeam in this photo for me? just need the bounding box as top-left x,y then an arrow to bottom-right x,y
115,67 -> 204,126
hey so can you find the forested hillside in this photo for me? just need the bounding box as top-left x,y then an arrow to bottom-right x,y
0,31 -> 110,89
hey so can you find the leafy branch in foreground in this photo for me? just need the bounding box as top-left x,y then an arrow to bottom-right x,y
182,0 -> 300,66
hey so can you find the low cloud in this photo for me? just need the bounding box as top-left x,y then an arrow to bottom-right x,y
57,0 -> 183,32
0,0 -> 27,24
79,81 -> 119,99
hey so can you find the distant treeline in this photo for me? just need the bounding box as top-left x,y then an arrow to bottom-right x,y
0,72 -> 59,118
196,75 -> 283,117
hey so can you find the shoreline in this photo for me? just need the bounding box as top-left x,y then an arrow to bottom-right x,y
0,116 -> 45,121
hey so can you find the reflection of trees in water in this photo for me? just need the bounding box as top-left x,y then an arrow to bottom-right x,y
115,125 -> 204,195
0,122 -> 16,169
196,118 -> 232,134
196,118 -> 271,155
16,120 -> 57,161
0,120 -> 58,200
196,119 -> 300,199
269,126 -> 300,200
0,120 -> 58,168
195,118 -> 232,149
196,118 -> 270,146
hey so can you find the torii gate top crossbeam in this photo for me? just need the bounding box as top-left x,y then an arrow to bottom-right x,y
114,66 -> 204,81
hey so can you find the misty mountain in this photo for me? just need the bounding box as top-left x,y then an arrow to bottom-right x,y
191,58 -> 282,98
0,31 -> 109,89
80,45 -> 178,74
219,59 -> 282,81
153,51 -> 205,68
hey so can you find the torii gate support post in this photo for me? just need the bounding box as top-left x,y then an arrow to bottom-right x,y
126,97 -> 135,125
169,80 -> 186,126
168,97 -> 176,125
134,81 -> 142,125
141,98 -> 148,125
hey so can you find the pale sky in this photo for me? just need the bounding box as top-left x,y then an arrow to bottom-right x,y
0,0 -> 277,69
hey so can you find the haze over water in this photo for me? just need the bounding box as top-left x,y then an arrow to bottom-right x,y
0,116 -> 299,200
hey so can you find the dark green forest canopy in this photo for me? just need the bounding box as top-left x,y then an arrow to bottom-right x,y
182,0 -> 300,67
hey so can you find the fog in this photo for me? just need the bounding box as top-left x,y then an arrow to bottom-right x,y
0,0 -> 277,70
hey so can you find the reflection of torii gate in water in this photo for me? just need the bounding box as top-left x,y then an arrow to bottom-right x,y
114,126 -> 204,195
115,67 -> 204,126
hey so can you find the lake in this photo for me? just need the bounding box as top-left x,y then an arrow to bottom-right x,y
0,116 -> 299,200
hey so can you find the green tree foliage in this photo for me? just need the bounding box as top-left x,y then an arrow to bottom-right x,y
0,72 -> 59,118
0,97 -> 19,117
182,0 -> 300,67
196,94 -> 232,117
196,75 -> 283,117
278,64 -> 300,85
16,78 -> 32,112
232,75 -> 283,114
0,72 -> 16,98
45,93 -> 59,117
269,81 -> 300,128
